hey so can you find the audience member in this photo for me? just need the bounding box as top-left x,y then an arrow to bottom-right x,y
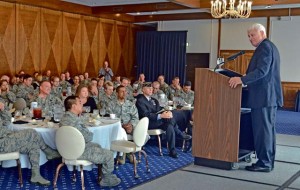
16,74 -> 35,106
60,96 -> 121,187
157,75 -> 169,94
75,84 -> 97,113
0,79 -> 16,106
99,81 -> 116,114
33,81 -> 63,115
166,77 -> 182,100
0,101 -> 60,186
135,82 -> 191,159
179,81 -> 194,106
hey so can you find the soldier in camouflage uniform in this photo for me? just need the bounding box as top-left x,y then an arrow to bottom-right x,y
15,74 -> 36,107
32,81 -> 63,116
60,73 -> 71,92
179,81 -> 194,106
60,96 -> 121,187
0,79 -> 16,107
71,76 -> 80,95
50,76 -> 63,100
166,77 -> 182,101
157,75 -> 169,95
110,85 -> 139,135
151,81 -> 167,101
121,77 -> 135,102
99,81 -> 116,114
0,100 -> 60,186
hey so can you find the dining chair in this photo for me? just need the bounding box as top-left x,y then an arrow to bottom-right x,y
0,152 -> 23,187
110,117 -> 150,179
147,129 -> 166,156
53,126 -> 102,190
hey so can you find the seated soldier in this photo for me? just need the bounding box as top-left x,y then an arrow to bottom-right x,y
0,100 -> 60,185
179,81 -> 194,106
0,79 -> 16,107
99,81 -> 116,114
110,85 -> 140,164
32,81 -> 63,116
16,74 -> 36,107
59,96 -> 121,187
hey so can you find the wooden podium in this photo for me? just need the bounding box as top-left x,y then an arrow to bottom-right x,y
192,68 -> 247,170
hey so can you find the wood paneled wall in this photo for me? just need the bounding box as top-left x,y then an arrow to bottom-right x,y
282,82 -> 300,109
0,1 -> 148,79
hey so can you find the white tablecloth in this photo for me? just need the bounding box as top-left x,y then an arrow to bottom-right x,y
2,118 -> 127,170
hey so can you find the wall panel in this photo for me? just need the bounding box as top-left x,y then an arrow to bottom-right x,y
0,1 -> 15,76
41,8 -> 63,76
16,4 -> 40,74
82,15 -> 99,77
62,12 -> 81,76
115,21 -> 130,78
99,19 -> 115,74
282,82 -> 300,109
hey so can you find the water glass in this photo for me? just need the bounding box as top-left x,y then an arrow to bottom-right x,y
99,108 -> 106,117
92,109 -> 99,118
54,112 -> 63,122
83,106 -> 91,113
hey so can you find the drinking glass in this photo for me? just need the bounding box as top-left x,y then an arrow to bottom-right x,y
92,109 -> 99,118
99,108 -> 106,118
54,112 -> 63,122
83,106 -> 91,113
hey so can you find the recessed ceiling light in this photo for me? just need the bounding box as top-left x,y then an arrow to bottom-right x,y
137,12 -> 140,15
265,5 -> 271,9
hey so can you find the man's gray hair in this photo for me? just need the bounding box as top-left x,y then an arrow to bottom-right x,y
248,23 -> 266,36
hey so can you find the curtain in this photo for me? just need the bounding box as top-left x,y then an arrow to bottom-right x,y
136,31 -> 187,84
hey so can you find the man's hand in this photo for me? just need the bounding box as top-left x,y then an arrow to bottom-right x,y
229,77 -> 242,88
160,111 -> 173,119
122,123 -> 133,134
0,102 -> 5,111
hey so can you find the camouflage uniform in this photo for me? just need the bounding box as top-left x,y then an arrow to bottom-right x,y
16,84 -> 36,106
125,86 -> 135,102
32,94 -> 63,115
0,106 -> 50,170
179,90 -> 195,106
166,85 -> 181,101
50,87 -> 63,100
0,91 -> 16,107
110,100 -> 139,134
60,80 -> 71,91
160,83 -> 169,95
81,79 -> 91,86
59,111 -> 115,176
99,94 -> 116,114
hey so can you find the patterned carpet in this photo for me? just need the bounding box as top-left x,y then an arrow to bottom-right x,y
0,144 -> 193,190
276,110 -> 300,136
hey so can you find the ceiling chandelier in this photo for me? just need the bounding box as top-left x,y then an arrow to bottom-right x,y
211,0 -> 252,19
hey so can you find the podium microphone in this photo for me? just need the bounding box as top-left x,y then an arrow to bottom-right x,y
227,50 -> 245,61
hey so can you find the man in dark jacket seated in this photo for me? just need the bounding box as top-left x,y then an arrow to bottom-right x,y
136,82 -> 191,158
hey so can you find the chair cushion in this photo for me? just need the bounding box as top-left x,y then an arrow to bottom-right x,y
110,140 -> 142,153
64,159 -> 93,167
148,129 -> 165,135
0,152 -> 20,161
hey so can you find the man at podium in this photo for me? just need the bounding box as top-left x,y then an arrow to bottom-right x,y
229,23 -> 283,172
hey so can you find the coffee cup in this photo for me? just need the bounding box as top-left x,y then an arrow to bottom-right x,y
110,114 -> 116,119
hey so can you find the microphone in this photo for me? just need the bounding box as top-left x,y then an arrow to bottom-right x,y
227,51 -> 245,61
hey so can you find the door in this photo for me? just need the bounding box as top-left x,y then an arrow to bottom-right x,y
186,53 -> 209,90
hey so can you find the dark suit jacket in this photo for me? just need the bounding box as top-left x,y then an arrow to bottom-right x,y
136,94 -> 165,129
241,39 -> 283,109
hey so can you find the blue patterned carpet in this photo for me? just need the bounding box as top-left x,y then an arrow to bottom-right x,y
276,110 -> 300,136
0,145 -> 193,190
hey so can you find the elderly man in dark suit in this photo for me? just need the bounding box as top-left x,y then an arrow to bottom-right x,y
136,82 -> 191,158
229,23 -> 283,172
